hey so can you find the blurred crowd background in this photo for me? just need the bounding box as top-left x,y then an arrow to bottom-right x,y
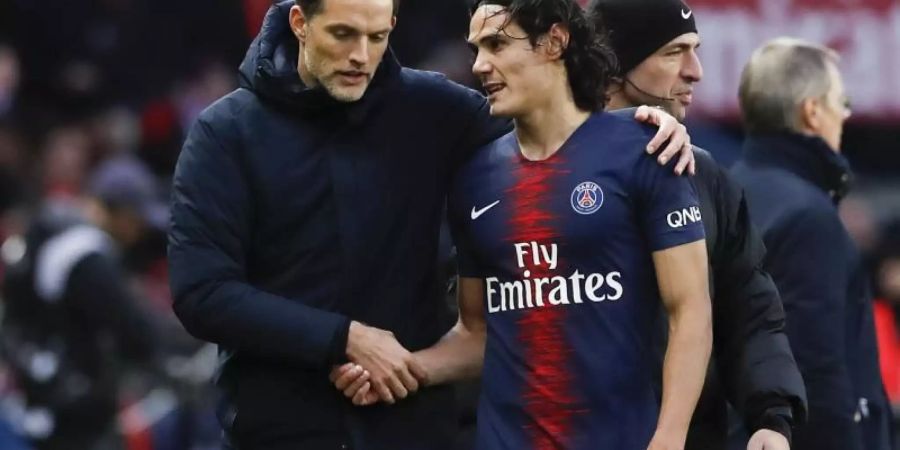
0,0 -> 895,449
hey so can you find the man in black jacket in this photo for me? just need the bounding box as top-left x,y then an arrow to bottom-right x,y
2,157 -> 161,450
167,0 -> 691,448
732,37 -> 893,450
587,1 -> 808,449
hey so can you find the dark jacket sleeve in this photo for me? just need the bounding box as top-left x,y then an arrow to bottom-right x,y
168,115 -> 350,369
447,81 -> 512,168
68,253 -> 159,361
710,167 -> 807,436
765,207 -> 863,450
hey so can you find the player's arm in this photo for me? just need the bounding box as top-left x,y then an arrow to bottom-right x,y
415,277 -> 487,385
649,240 -> 713,450
331,277 -> 487,404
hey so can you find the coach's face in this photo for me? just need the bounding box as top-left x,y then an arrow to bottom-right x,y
625,32 -> 702,122
290,0 -> 395,102
468,5 -> 562,118
804,62 -> 849,152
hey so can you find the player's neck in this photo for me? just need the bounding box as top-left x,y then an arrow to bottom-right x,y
514,99 -> 591,162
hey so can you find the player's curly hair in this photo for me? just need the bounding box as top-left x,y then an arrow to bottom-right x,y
470,0 -> 618,111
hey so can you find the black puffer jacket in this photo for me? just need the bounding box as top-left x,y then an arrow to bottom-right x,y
167,2 -> 509,449
733,132 -> 893,450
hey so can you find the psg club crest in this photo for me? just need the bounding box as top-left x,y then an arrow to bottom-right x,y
571,181 -> 604,215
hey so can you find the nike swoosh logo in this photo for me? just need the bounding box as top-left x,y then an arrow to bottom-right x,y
471,200 -> 501,220
681,8 -> 692,19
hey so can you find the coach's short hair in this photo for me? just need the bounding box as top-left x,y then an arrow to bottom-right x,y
294,0 -> 400,18
738,37 -> 840,134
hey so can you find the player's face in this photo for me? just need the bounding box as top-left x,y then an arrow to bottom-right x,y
290,0 -> 395,102
468,5 -> 558,118
624,33 -> 702,122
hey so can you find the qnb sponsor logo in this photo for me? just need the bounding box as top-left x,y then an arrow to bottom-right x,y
666,206 -> 702,229
485,241 -> 624,314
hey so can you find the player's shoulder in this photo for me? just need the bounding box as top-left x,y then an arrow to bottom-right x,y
452,132 -> 516,195
578,112 -> 656,159
465,131 -> 517,170
591,111 -> 658,141
588,113 -> 691,195
449,132 -> 515,208
579,112 -> 658,172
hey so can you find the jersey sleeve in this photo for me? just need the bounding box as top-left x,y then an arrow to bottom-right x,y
448,175 -> 485,278
632,149 -> 705,251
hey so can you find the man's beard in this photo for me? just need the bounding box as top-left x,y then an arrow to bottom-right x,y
303,48 -> 368,103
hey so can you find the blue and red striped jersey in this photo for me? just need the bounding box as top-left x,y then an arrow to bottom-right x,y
449,112 -> 705,450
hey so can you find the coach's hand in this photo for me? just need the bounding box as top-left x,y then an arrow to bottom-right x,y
345,321 -> 427,405
747,429 -> 790,450
634,105 -> 695,176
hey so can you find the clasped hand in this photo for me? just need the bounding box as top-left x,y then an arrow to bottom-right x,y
331,321 -> 427,406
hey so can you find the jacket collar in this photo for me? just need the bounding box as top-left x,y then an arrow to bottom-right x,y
742,131 -> 853,203
238,0 -> 402,123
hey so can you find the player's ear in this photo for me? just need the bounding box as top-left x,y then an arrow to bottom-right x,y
544,23 -> 570,60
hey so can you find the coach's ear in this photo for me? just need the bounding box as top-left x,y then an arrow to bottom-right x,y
544,23 -> 570,61
290,5 -> 308,44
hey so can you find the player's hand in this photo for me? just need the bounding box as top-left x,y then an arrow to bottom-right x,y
329,363 -> 370,398
329,363 -> 380,406
634,105 -> 695,176
350,380 -> 380,405
747,429 -> 790,450
345,321 -> 427,404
